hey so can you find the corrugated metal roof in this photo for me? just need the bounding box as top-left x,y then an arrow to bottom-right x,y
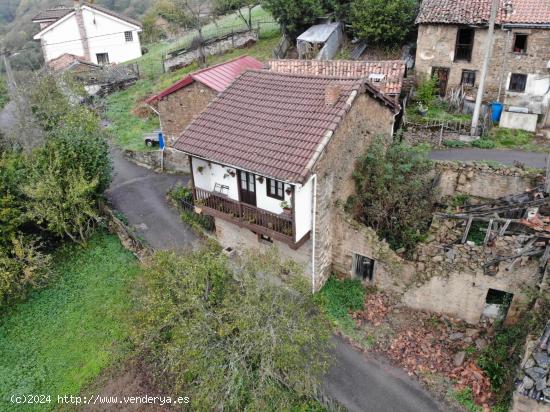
173,70 -> 368,183
297,23 -> 340,43
145,55 -> 264,104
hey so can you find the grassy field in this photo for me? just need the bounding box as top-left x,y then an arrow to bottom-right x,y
0,233 -> 139,412
106,31 -> 280,151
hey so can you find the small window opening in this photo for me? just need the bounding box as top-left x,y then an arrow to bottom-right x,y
513,34 -> 527,53
461,70 -> 476,87
259,234 -> 273,244
455,28 -> 475,61
125,31 -> 133,42
509,73 -> 527,92
352,253 -> 375,282
482,289 -> 513,319
96,53 -> 109,65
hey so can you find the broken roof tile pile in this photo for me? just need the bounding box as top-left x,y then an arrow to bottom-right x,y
517,320 -> 550,402
174,70 -> 364,183
416,0 -> 550,26
145,56 -> 264,104
268,59 -> 405,95
47,53 -> 98,72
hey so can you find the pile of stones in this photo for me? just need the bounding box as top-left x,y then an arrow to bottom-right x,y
518,321 -> 550,403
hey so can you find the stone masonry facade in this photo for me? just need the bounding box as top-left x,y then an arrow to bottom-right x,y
157,81 -> 217,141
415,24 -> 550,117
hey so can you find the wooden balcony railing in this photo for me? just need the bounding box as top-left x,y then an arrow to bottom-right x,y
194,187 -> 294,243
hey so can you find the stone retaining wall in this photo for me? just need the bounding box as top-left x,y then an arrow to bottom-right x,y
164,30 -> 259,72
435,161 -> 543,200
123,147 -> 190,174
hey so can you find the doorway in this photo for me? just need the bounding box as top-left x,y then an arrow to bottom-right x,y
432,67 -> 450,97
238,170 -> 257,206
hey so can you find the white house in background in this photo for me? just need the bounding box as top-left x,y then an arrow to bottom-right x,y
173,70 -> 400,291
32,1 -> 142,66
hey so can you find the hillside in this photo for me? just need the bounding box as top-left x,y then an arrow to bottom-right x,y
0,0 -> 155,70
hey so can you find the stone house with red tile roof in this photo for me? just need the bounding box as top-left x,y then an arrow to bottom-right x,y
173,70 -> 400,291
415,0 -> 550,129
145,56 -> 264,142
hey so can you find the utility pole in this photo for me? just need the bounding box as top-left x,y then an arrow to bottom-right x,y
471,0 -> 499,136
2,51 -> 17,95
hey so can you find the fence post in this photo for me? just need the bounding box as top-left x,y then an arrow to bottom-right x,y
438,124 -> 444,147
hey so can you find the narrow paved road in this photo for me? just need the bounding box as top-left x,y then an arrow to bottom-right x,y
431,148 -> 547,168
323,336 -> 445,412
107,150 -> 445,411
106,147 -> 199,250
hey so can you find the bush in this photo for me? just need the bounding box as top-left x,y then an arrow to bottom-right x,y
169,185 -> 193,203
134,246 -> 330,410
350,0 -> 417,46
471,138 -> 496,149
416,75 -> 438,106
349,139 -> 436,253
442,139 -> 466,148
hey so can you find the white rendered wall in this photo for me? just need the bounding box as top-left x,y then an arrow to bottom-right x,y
82,7 -> 142,64
293,176 -> 313,240
40,17 -> 84,62
191,158 -> 239,201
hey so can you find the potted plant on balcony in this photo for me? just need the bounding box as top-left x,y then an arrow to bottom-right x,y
280,200 -> 292,216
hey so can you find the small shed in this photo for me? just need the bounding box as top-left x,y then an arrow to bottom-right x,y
297,22 -> 343,60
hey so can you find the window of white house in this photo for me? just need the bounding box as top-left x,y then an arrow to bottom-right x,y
125,31 -> 133,42
513,34 -> 528,53
461,70 -> 476,87
96,53 -> 109,65
508,73 -> 527,92
266,178 -> 285,200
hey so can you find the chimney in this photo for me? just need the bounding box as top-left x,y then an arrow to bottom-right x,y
74,0 -> 81,8
325,84 -> 342,106
74,0 -> 91,61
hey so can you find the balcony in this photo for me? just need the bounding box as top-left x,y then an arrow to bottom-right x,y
194,187 -> 296,245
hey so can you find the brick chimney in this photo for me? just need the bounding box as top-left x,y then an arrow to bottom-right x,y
325,84 -> 342,106
74,0 -> 91,61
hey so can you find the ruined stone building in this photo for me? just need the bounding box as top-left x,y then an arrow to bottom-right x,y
415,0 -> 550,130
173,70 -> 400,291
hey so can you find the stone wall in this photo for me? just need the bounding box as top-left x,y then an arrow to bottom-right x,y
157,81 -> 217,138
415,24 -> 550,117
123,147 -> 190,174
434,161 -> 543,200
164,30 -> 259,72
311,92 -> 396,290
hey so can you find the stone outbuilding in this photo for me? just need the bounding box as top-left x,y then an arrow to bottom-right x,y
144,55 -> 264,142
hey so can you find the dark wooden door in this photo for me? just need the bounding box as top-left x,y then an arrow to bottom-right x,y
432,67 -> 450,97
238,170 -> 256,206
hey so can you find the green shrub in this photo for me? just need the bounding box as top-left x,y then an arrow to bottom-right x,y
0,76 -> 9,110
416,75 -> 438,106
315,277 -> 365,329
169,185 -> 193,203
451,388 -> 482,412
349,139 -> 436,253
134,246 -> 331,411
471,138 -> 496,149
443,139 -> 466,148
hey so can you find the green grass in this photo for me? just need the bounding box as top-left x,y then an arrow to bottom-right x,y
408,101 -> 472,124
315,277 -> 365,331
488,127 -> 536,150
106,34 -> 280,151
0,233 -> 140,411
451,388 -> 482,412
135,5 -> 277,79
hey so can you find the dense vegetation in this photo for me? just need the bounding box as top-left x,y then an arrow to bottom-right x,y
0,73 -> 110,311
347,139 -> 436,254
0,233 -> 139,412
133,244 -> 331,410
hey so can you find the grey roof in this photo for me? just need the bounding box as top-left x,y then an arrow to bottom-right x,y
297,23 -> 341,43
32,3 -> 142,28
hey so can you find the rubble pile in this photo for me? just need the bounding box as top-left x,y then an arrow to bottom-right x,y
517,321 -> 550,403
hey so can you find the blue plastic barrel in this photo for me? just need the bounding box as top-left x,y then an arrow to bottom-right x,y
491,102 -> 503,122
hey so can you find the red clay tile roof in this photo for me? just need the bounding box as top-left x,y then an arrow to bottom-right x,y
145,56 -> 264,104
47,53 -> 99,71
416,0 -> 550,26
174,70 -> 368,183
268,59 -> 406,95
33,6 -> 73,22
33,3 -> 141,27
